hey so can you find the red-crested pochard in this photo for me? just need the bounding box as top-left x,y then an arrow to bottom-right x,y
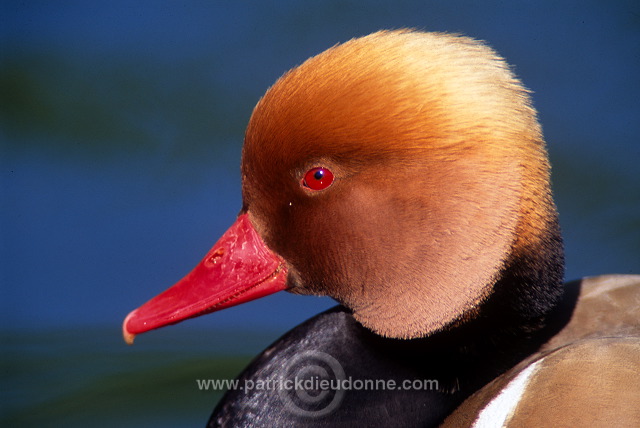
122,30 -> 639,427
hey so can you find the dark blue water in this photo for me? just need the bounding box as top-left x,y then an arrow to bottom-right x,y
1,327 -> 278,427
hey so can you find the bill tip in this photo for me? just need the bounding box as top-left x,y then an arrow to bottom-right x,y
122,310 -> 137,345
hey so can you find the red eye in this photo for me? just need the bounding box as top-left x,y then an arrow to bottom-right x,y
302,167 -> 334,191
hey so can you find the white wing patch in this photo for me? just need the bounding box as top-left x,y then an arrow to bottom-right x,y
472,359 -> 542,428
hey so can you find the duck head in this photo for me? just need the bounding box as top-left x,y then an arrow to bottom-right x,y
123,30 -> 563,343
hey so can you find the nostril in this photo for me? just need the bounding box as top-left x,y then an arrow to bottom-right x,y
207,247 -> 226,266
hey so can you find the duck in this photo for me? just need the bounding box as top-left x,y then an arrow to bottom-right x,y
122,30 -> 640,427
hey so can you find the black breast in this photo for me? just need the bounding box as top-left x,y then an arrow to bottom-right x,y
206,305 -> 549,428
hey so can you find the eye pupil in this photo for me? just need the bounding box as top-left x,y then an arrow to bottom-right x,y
303,167 -> 334,191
